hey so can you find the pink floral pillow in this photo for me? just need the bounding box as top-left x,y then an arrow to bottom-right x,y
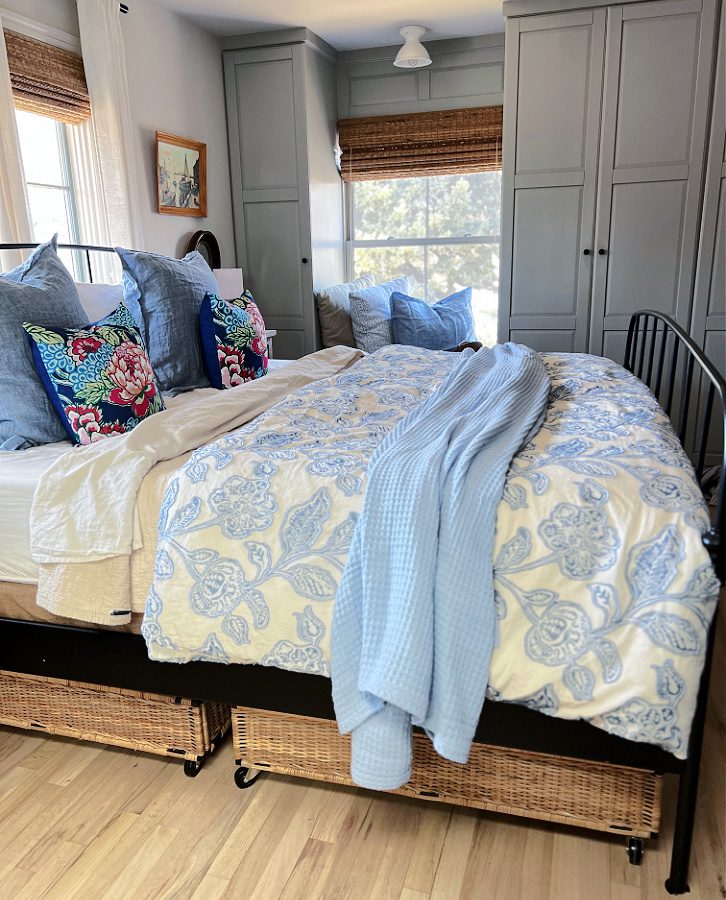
199,292 -> 268,389
23,303 -> 164,445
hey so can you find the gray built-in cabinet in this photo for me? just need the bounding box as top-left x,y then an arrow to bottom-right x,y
223,30 -> 345,358
692,2 -> 726,376
499,0 -> 722,360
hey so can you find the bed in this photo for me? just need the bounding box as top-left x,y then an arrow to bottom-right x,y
0,244 -> 723,894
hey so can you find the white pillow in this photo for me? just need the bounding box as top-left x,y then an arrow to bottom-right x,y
74,282 -> 124,323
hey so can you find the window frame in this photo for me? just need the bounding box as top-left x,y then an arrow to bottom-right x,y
16,110 -> 84,278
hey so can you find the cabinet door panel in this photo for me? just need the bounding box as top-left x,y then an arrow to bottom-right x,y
516,21 -> 594,174
244,201 -> 306,351
605,180 -> 687,319
234,58 -> 299,192
511,329 -> 575,352
614,13 -> 700,170
707,185 -> 725,320
511,186 -> 583,317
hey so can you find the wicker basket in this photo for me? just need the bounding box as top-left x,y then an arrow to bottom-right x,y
0,670 -> 230,763
232,706 -> 662,838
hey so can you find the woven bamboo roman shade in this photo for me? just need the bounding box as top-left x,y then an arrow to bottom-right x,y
338,106 -> 503,182
4,30 -> 91,124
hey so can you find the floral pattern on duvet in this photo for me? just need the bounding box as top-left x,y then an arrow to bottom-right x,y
144,347 -> 719,758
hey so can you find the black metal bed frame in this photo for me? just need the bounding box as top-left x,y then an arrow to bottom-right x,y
1,244 -> 724,893
0,242 -> 114,285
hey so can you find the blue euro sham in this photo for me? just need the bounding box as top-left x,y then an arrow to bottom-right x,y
391,287 -> 476,351
116,247 -> 219,394
0,236 -> 88,449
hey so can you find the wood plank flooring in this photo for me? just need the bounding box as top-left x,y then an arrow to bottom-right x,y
0,612 -> 722,899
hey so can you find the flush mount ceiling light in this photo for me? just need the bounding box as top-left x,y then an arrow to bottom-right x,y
393,25 -> 432,69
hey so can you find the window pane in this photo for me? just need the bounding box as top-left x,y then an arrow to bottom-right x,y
27,184 -> 73,244
427,243 -> 500,345
353,245 -> 425,297
352,178 -> 426,240
427,172 -> 502,238
16,110 -> 65,185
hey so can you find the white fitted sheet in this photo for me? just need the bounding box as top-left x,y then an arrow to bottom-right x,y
0,359 -> 295,584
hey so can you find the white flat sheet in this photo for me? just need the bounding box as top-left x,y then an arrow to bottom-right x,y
0,359 -> 295,585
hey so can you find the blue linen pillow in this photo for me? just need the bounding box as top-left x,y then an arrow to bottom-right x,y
391,288 -> 476,351
0,236 -> 89,450
23,303 -> 165,446
200,291 -> 269,389
116,247 -> 219,394
348,276 -> 409,353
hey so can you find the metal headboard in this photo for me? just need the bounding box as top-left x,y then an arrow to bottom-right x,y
0,242 -> 116,284
625,310 -> 725,582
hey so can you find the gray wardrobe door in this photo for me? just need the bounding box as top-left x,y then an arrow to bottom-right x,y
500,9 -> 605,352
224,46 -> 314,359
691,4 -> 724,458
589,0 -> 719,360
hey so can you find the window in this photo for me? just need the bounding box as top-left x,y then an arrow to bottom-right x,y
15,108 -> 83,278
348,172 -> 502,344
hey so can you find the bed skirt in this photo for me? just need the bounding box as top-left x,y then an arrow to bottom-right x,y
0,670 -> 230,768
232,706 -> 663,838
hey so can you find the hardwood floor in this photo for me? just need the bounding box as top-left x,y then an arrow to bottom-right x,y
0,614 -> 722,899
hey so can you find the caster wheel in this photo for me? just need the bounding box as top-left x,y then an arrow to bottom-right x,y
626,836 -> 644,866
234,766 -> 261,789
184,759 -> 202,778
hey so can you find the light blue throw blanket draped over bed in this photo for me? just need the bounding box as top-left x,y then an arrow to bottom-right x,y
331,342 -> 551,790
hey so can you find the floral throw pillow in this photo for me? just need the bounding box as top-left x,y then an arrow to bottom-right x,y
23,303 -> 164,445
199,291 -> 268,389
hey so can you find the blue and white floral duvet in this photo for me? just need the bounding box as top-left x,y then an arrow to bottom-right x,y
144,346 -> 720,758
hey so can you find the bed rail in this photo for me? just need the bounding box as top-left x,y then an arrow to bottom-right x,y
625,310 -> 725,584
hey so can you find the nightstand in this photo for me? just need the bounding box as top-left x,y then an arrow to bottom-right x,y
265,329 -> 277,359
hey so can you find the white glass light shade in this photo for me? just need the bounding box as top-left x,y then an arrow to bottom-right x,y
393,25 -> 432,69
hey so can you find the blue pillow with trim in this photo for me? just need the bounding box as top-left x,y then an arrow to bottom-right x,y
116,247 -> 219,394
0,236 -> 88,449
23,303 -> 165,445
391,288 -> 476,351
199,291 -> 268,389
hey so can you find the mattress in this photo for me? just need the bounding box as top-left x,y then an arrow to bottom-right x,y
0,360 -> 295,585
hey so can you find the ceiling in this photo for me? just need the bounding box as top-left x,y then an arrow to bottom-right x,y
156,0 -> 505,51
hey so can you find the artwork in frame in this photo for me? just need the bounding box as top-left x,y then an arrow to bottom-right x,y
156,131 -> 207,217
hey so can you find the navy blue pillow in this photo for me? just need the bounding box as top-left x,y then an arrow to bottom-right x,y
24,303 -> 164,445
199,292 -> 268,389
0,236 -> 88,449
391,288 -> 476,351
116,248 -> 219,394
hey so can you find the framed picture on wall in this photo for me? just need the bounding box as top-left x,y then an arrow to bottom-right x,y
156,131 -> 207,217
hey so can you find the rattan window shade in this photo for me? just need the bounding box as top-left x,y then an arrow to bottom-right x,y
4,30 -> 90,124
338,106 -> 503,182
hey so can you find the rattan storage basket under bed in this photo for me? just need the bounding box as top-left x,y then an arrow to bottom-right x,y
232,706 -> 662,838
0,670 -> 230,763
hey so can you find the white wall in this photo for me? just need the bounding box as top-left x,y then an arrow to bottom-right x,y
121,0 -> 235,262
1,0 -> 236,264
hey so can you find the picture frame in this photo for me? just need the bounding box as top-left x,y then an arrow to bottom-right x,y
156,131 -> 207,217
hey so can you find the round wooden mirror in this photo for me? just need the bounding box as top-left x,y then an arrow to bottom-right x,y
186,230 -> 221,269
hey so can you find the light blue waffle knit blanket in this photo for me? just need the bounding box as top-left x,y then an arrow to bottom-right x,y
331,342 -> 551,790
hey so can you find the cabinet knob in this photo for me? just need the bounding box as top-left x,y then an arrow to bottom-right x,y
301,257 -> 309,264
583,249 -> 591,256
598,248 -> 607,256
